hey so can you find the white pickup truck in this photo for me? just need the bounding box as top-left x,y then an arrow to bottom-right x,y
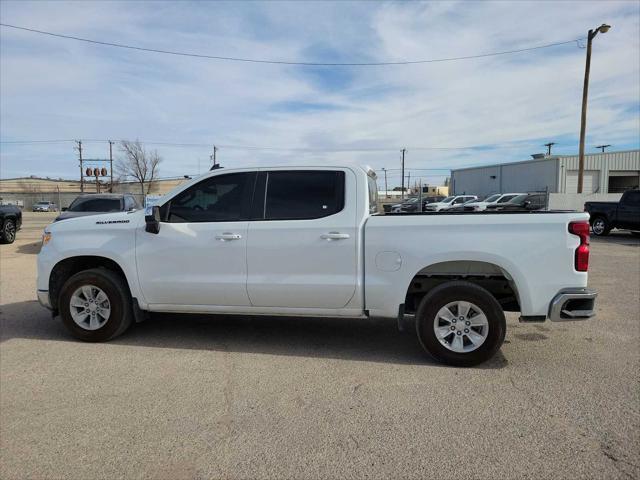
37,165 -> 596,366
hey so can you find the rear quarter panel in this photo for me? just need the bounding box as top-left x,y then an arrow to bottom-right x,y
364,212 -> 589,318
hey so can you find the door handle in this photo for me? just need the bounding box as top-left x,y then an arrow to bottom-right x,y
321,232 -> 350,240
215,233 -> 242,241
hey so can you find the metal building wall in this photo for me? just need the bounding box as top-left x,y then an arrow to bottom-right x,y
451,158 -> 558,196
451,150 -> 639,196
557,150 -> 640,193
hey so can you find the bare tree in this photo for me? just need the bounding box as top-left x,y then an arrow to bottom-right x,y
116,140 -> 161,195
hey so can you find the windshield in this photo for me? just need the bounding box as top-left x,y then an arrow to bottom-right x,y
405,197 -> 419,203
498,194 -> 518,203
35,202 -> 49,205
507,194 -> 527,204
69,197 -> 122,212
484,194 -> 501,203
441,196 -> 455,203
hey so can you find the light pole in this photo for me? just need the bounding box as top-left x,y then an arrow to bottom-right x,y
577,23 -> 611,193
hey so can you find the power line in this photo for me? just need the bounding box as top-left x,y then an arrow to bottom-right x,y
0,23 -> 585,66
0,138 -> 539,152
0,139 -> 76,144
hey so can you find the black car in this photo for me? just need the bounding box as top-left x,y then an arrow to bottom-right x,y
486,193 -> 546,212
0,205 -> 22,244
584,189 -> 640,236
55,194 -> 141,221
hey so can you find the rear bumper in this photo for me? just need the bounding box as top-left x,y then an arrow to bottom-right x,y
548,288 -> 597,321
37,289 -> 52,310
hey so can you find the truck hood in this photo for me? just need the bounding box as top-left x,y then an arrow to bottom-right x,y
46,209 -> 144,232
54,211 -> 124,222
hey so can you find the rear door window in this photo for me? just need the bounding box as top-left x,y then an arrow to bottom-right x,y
367,174 -> 379,214
263,171 -> 345,220
623,191 -> 640,206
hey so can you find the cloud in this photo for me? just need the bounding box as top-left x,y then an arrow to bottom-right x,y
0,0 -> 638,188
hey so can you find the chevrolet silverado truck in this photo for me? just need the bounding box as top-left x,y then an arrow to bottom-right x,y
584,189 -> 640,236
37,165 -> 596,366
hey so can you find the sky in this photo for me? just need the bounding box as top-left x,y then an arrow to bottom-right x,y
1,0 -> 639,188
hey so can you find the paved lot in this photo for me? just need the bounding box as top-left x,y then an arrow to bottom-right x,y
1,213 -> 639,479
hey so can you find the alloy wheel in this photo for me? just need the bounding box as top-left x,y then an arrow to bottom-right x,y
433,301 -> 489,353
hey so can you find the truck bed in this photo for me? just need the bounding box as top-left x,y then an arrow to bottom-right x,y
364,210 -> 589,319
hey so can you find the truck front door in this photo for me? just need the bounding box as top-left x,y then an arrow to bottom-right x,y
136,172 -> 255,307
246,169 -> 359,309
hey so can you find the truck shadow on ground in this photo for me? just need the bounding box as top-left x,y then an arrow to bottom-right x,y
0,300 -> 508,369
590,231 -> 639,247
15,241 -> 41,255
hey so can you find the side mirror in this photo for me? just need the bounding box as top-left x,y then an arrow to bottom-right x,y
523,200 -> 532,208
145,205 -> 161,234
62,207 -> 68,212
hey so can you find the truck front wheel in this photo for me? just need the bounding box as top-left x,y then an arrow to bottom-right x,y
59,268 -> 133,342
415,281 -> 506,367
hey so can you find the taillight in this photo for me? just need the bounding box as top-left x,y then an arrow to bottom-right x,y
569,221 -> 590,272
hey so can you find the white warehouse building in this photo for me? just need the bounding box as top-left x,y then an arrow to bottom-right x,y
450,149 -> 640,198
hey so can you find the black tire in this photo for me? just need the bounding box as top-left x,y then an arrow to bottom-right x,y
590,216 -> 610,236
59,268 -> 133,342
415,281 -> 506,367
0,219 -> 16,244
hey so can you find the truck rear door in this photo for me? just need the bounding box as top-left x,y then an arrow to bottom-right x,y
246,168 -> 359,308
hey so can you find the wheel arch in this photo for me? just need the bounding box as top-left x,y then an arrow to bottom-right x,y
49,255 -> 132,311
403,259 -> 523,315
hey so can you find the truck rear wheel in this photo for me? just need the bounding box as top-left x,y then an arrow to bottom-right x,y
415,281 -> 506,367
590,216 -> 610,236
59,268 -> 133,342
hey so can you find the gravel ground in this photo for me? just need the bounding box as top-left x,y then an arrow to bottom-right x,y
1,212 -> 639,480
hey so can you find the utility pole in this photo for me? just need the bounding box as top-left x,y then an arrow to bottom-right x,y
381,167 -> 388,198
595,144 -> 611,153
76,140 -> 84,192
401,149 -> 406,199
407,172 -> 411,194
108,140 -> 114,192
544,142 -> 556,156
578,23 -> 611,193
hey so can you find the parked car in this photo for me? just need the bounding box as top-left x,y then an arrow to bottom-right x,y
0,205 -> 22,244
423,195 -> 478,212
584,189 -> 640,236
486,193 -> 546,212
390,196 -> 419,213
55,194 -> 141,222
393,196 -> 446,213
37,165 -> 596,367
454,193 -> 524,212
447,198 -> 486,212
32,201 -> 58,212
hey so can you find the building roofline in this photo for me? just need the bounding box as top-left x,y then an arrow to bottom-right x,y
451,149 -> 639,173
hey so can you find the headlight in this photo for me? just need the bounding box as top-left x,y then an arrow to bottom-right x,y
42,231 -> 52,246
